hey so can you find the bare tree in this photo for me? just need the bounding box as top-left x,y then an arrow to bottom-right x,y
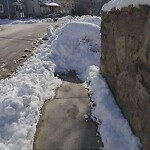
74,0 -> 110,16
74,0 -> 93,16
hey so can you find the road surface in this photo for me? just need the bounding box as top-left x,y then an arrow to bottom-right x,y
0,22 -> 50,79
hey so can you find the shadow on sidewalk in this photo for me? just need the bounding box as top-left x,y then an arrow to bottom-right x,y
54,70 -> 82,84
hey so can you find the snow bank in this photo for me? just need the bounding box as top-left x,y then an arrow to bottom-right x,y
57,15 -> 75,24
42,25 -> 55,40
57,15 -> 101,27
11,20 -> 42,24
0,19 -> 12,25
78,15 -> 101,26
0,45 -> 61,149
50,22 -> 100,77
11,18 -> 51,25
0,18 -> 51,25
102,0 -> 150,11
85,66 -> 141,150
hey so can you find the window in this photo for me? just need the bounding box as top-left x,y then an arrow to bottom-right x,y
15,6 -> 19,11
0,4 -> 4,13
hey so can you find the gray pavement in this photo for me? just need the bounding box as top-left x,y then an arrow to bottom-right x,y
0,22 -> 50,79
33,74 -> 103,150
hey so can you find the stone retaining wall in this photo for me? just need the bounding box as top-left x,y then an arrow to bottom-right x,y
101,5 -> 150,150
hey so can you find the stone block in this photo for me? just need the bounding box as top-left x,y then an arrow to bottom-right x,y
115,36 -> 126,64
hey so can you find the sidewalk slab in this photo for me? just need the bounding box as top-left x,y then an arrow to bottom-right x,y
33,79 -> 103,150
55,82 -> 89,99
34,97 -> 101,150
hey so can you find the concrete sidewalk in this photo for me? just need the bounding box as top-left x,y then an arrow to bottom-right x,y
33,73 -> 102,150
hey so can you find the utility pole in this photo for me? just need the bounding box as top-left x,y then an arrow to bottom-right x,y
6,0 -> 10,19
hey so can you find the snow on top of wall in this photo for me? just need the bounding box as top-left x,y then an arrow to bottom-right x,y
102,0 -> 150,11
45,2 -> 60,7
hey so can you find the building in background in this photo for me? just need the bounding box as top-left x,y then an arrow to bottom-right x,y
0,0 -> 109,19
24,0 -> 60,18
0,0 -> 24,19
39,0 -> 60,18
56,0 -> 76,15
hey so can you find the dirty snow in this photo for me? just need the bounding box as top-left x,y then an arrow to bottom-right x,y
0,18 -> 51,25
102,0 -> 150,11
0,15 -> 141,150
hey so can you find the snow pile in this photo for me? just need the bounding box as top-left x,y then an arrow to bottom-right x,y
78,15 -> 101,26
85,66 -> 141,150
11,20 -> 41,24
102,0 -> 150,11
57,15 -> 75,24
42,25 -> 55,40
11,18 -> 51,25
51,15 -> 101,42
57,15 -> 101,27
0,19 -> 12,25
0,46 -> 61,149
0,18 -> 51,25
49,22 -> 100,77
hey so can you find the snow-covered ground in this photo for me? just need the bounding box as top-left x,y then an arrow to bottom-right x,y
0,15 -> 141,150
0,18 -> 52,25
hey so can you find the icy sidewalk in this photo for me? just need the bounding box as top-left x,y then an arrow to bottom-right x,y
33,72 -> 102,150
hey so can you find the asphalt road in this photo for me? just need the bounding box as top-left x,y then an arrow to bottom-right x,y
0,22 -> 50,79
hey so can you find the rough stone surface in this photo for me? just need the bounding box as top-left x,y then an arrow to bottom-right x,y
101,5 -> 150,150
